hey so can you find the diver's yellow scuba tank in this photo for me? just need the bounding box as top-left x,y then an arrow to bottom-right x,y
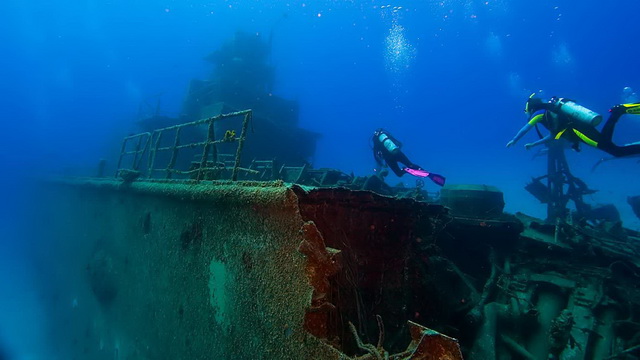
377,133 -> 399,153
553,98 -> 603,127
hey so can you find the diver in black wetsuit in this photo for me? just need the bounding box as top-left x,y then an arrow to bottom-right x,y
372,128 -> 446,185
507,94 -> 640,158
372,128 -> 419,177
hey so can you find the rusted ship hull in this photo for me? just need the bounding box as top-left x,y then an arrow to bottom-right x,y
36,179 -> 463,359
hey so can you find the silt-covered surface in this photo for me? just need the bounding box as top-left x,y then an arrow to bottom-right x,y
34,178 -> 450,359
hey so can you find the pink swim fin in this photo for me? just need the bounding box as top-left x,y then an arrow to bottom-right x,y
403,168 -> 446,186
404,168 -> 429,177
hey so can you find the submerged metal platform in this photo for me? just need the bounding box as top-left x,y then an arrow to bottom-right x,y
37,178 -> 467,359
35,176 -> 640,359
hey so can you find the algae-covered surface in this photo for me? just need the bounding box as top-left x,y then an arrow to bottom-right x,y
38,178 -> 344,360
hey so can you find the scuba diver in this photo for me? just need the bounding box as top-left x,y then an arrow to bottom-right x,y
372,128 -> 446,186
506,94 -> 640,157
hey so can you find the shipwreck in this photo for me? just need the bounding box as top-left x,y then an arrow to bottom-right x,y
35,32 -> 640,360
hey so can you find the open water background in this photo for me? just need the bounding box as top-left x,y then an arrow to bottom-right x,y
1,1 -> 640,358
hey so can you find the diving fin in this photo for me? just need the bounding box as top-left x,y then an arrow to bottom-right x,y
427,173 -> 446,186
404,168 -> 428,177
403,168 -> 446,186
623,103 -> 640,114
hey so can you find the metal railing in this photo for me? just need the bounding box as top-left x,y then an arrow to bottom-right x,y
116,109 -> 253,181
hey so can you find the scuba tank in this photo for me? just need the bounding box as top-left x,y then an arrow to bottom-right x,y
554,98 -> 603,127
377,132 -> 399,153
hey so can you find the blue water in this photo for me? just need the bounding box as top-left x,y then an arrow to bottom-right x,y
2,0 -> 640,358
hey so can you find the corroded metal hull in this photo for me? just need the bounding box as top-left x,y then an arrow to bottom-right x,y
37,178 -> 640,359
38,179 -> 462,359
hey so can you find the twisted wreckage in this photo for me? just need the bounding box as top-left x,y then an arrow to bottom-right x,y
39,33 -> 640,360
